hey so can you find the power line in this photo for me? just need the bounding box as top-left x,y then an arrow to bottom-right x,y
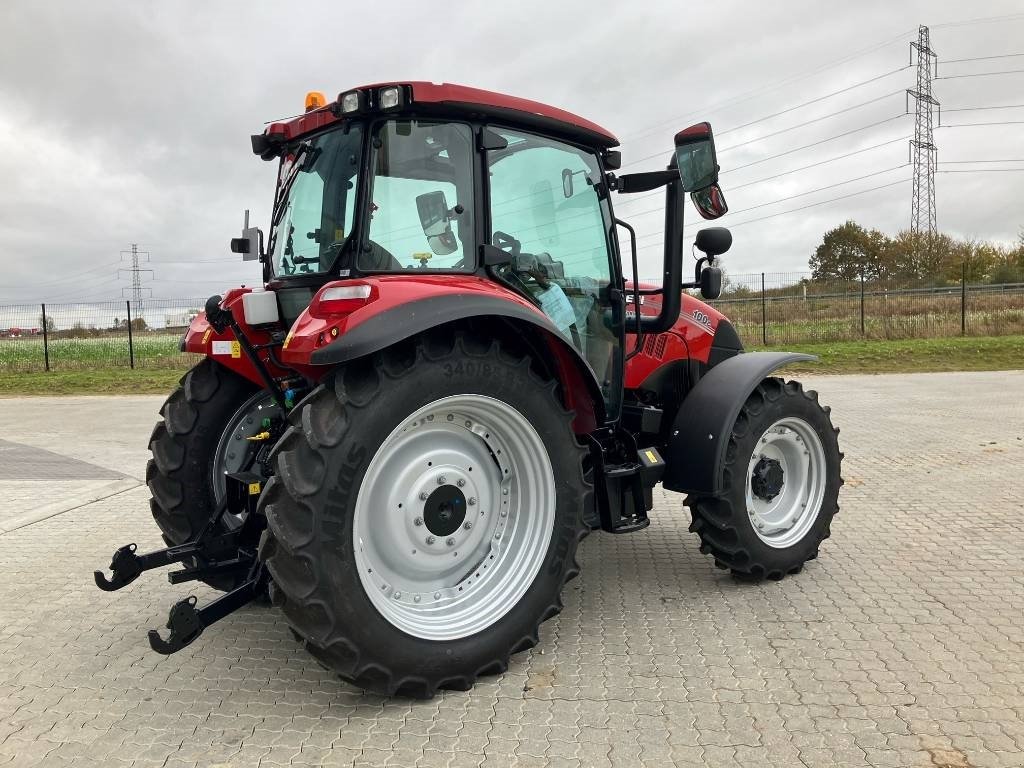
615,135 -> 910,211
718,91 -> 904,153
939,120 -> 1024,128
931,13 -> 1024,30
941,52 -> 1024,64
724,114 -> 910,173
937,168 -> 1024,173
620,29 -> 915,142
695,178 -> 912,233
635,178 -> 913,254
940,158 -> 1024,163
621,86 -> 907,170
936,68 -> 1024,80
943,103 -> 1024,113
715,71 -> 909,137
631,165 -> 909,239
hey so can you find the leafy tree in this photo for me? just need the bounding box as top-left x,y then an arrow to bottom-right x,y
37,314 -> 55,332
809,221 -> 887,281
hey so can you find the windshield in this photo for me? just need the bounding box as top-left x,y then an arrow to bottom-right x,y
268,125 -> 362,276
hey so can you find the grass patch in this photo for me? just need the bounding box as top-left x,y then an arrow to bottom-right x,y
0,369 -> 184,396
0,335 -> 1021,395
756,334 -> 1024,375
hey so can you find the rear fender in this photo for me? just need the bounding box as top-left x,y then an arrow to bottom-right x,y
662,352 -> 816,496
291,285 -> 606,431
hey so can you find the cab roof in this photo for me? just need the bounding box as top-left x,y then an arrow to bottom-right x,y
266,81 -> 619,150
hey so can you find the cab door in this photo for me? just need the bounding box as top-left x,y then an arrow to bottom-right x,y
485,129 -> 624,420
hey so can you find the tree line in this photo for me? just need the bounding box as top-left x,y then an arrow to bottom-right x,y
809,222 -> 1024,285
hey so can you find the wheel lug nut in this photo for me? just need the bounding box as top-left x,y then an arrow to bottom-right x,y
414,517 -> 423,527
438,476 -> 447,485
500,510 -> 507,518
502,488 -> 509,496
465,420 -> 472,428
394,592 -> 401,600
420,492 -> 428,501
494,532 -> 502,540
468,497 -> 477,506
434,591 -> 441,600
463,521 -> 472,530
446,414 -> 454,422
426,536 -> 436,545
446,537 -> 455,547
414,595 -> 421,603
457,479 -> 466,487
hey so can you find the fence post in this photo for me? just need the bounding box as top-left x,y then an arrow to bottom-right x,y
126,300 -> 135,369
761,272 -> 767,346
41,303 -> 50,372
961,261 -> 967,336
860,271 -> 866,336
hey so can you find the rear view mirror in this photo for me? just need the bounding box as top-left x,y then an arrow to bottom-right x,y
415,191 -> 458,256
700,266 -> 723,300
691,183 -> 729,220
561,168 -> 574,198
674,122 -> 720,193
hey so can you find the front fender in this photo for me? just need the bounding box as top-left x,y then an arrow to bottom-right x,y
662,352 -> 816,496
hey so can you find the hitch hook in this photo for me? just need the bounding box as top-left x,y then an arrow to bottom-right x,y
94,543 -> 142,592
148,596 -> 203,654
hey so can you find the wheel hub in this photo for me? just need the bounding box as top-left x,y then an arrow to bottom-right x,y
353,395 -> 556,641
745,419 -> 827,549
423,485 -> 467,536
750,457 -> 784,501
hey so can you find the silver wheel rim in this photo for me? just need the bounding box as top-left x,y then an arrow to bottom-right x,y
745,416 -> 826,549
353,394 -> 556,641
211,390 -> 280,505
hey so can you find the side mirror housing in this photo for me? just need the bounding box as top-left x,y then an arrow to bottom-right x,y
415,191 -> 458,256
700,266 -> 723,300
230,210 -> 262,261
691,183 -> 729,220
674,122 -> 720,192
694,226 -> 732,257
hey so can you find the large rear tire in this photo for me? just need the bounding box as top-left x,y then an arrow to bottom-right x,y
260,333 -> 589,697
147,358 -> 273,591
685,377 -> 843,580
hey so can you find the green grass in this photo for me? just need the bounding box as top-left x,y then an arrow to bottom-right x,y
0,369 -> 185,396
754,334 -> 1024,375
0,334 -> 188,372
0,335 -> 1021,396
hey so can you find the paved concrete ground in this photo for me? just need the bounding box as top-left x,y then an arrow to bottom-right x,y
0,372 -> 1022,768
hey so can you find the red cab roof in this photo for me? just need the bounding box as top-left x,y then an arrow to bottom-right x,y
267,81 -> 619,149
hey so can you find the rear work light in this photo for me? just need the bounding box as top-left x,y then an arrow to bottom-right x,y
315,283 -> 376,315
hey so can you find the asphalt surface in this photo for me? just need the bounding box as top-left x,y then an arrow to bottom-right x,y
0,371 -> 1022,767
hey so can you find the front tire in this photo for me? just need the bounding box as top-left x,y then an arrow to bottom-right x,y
685,377 -> 843,580
260,333 -> 589,697
147,358 -> 276,590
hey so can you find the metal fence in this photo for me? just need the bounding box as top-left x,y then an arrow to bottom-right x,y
709,267 -> 1024,347
2,270 -> 1023,374
0,299 -> 206,374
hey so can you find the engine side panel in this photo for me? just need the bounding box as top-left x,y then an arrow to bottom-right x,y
624,291 -> 731,389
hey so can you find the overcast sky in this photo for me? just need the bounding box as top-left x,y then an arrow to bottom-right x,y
1,1 -> 1022,303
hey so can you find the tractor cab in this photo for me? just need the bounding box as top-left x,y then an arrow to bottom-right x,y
233,82 -> 728,422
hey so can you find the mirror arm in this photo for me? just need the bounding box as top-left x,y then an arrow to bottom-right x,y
638,180 -> 684,333
616,169 -> 679,194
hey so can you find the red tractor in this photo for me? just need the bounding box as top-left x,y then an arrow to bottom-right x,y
96,83 -> 842,697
